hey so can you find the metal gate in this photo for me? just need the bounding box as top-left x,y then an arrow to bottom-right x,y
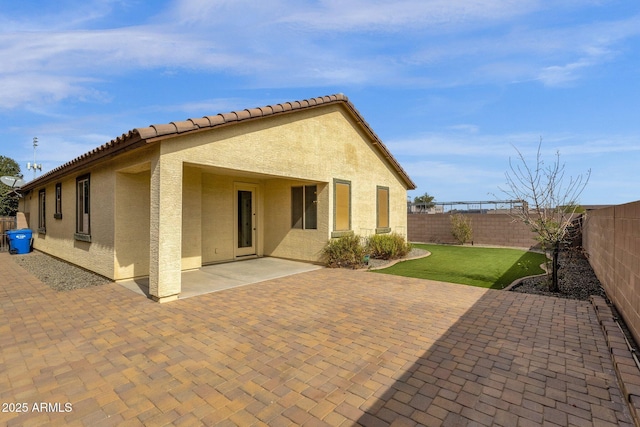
1,216 -> 17,252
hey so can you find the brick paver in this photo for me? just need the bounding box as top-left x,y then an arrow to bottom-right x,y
0,252 -> 634,426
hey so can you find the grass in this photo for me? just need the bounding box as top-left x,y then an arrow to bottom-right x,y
373,244 -> 547,289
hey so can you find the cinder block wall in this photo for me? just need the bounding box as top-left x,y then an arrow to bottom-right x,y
583,201 -> 640,345
408,213 -> 540,248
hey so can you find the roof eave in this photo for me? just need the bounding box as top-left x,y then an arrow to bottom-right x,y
340,100 -> 417,190
19,131 -> 145,192
19,93 -> 416,191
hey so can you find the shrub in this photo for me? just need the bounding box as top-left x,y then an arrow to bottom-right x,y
450,214 -> 473,245
322,234 -> 366,269
366,233 -> 412,260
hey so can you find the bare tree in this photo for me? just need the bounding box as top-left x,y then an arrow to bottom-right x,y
500,140 -> 590,292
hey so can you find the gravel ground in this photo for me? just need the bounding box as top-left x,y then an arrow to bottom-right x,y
509,247 -> 607,301
12,251 -> 112,292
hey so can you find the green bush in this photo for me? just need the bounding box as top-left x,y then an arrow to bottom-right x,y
322,234 -> 366,269
366,233 -> 412,260
450,214 -> 473,245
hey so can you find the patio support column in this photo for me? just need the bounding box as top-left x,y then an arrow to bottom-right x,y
149,152 -> 182,302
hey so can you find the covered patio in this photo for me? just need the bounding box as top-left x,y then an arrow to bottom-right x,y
116,257 -> 322,299
114,161 -> 331,303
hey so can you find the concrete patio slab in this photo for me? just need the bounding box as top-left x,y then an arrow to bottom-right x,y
0,252 -> 635,426
116,257 -> 322,299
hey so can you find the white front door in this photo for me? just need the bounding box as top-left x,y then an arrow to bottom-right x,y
235,184 -> 256,257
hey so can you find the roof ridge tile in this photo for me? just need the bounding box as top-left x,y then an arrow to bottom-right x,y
151,123 -> 178,137
235,110 -> 251,121
220,112 -> 238,122
205,114 -> 226,126
247,108 -> 263,118
172,120 -> 198,133
189,117 -> 210,128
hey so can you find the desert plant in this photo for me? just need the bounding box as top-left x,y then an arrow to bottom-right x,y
366,233 -> 412,260
322,233 -> 366,269
450,214 -> 472,245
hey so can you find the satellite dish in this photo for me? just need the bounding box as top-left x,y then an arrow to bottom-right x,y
0,176 -> 26,189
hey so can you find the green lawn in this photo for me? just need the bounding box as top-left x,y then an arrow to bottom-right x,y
373,244 -> 547,289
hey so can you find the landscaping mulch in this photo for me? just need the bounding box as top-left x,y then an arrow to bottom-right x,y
509,247 -> 607,301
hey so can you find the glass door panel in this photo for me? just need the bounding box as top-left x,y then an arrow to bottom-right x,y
238,190 -> 253,248
235,186 -> 256,256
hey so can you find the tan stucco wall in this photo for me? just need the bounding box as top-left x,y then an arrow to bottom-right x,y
182,166 -> 202,270
114,167 -> 151,280
149,149 -> 183,299
19,103 -> 410,293
160,104 -> 409,249
22,163 -> 115,279
201,173 -> 235,263
263,179 -> 330,262
20,147 -> 158,281
200,172 -> 266,264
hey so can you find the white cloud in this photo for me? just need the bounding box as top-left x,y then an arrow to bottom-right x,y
388,127 -> 640,161
1,1 -> 639,110
278,0 -> 541,31
0,0 -> 126,31
386,130 -> 539,157
392,126 -> 639,204
403,159 -> 503,181
0,74 -> 104,110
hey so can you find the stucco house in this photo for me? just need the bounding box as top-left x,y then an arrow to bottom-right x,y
18,94 -> 416,302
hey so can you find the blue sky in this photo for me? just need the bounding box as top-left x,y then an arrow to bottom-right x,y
1,0 -> 639,205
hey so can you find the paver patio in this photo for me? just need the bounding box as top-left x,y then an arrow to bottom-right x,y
0,252 -> 634,426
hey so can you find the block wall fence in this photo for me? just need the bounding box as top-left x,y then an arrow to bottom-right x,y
407,213 -> 540,248
583,201 -> 640,346
408,205 -> 640,349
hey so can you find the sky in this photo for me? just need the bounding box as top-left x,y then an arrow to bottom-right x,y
1,0 -> 639,205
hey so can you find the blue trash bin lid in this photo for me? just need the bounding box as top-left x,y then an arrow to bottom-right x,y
6,229 -> 31,238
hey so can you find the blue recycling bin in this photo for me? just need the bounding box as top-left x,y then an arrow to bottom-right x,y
6,229 -> 33,255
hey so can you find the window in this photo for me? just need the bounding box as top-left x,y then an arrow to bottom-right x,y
75,175 -> 91,241
291,185 -> 317,229
376,186 -> 390,233
54,183 -> 62,219
38,189 -> 46,233
332,179 -> 351,237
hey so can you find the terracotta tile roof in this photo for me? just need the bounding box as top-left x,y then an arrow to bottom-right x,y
21,94 -> 416,191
